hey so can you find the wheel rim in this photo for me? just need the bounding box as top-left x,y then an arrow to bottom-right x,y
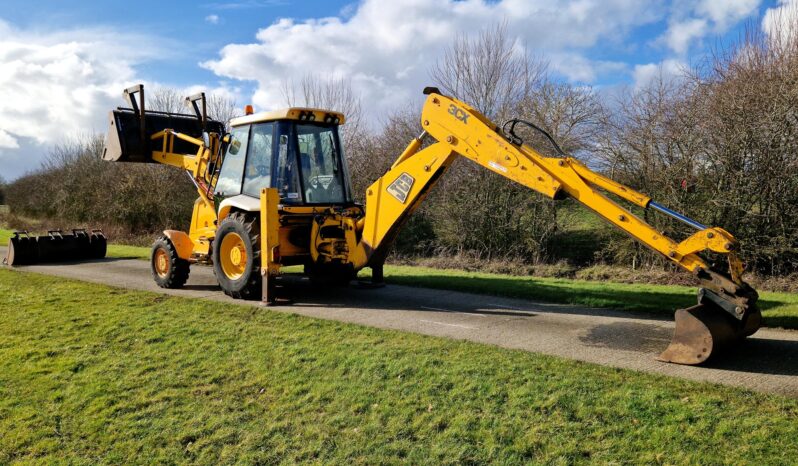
220,232 -> 247,280
154,248 -> 169,278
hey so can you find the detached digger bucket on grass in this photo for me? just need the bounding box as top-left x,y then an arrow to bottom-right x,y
4,229 -> 107,266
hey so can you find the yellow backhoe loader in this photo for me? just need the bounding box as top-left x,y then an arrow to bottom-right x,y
102,84 -> 760,365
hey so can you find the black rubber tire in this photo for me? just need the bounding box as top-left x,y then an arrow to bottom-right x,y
213,212 -> 261,300
150,236 -> 190,289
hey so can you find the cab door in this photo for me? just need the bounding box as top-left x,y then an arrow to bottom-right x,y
213,124 -> 250,206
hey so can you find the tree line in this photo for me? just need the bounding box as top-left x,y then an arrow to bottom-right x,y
4,22 -> 798,276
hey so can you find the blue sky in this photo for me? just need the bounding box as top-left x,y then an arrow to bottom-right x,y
0,0 -> 792,179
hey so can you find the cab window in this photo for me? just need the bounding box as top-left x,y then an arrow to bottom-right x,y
296,124 -> 346,204
242,122 -> 274,197
216,125 -> 249,196
275,130 -> 302,203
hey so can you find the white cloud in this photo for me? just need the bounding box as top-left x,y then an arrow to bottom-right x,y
202,0 -> 665,118
697,0 -> 760,29
0,20 -> 163,148
0,20 -> 240,179
632,58 -> 685,89
763,0 -> 798,46
549,53 -> 627,83
659,0 -> 760,55
0,20 -> 167,178
205,14 -> 220,24
0,129 -> 19,149
663,18 -> 708,55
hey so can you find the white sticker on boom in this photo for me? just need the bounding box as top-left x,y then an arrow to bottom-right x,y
387,172 -> 415,204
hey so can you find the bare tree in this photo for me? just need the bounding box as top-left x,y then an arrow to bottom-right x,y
430,22 -> 545,121
424,23 -> 605,261
281,74 -> 363,140
519,82 -> 604,156
206,93 -> 240,126
148,86 -> 239,124
147,86 -> 184,114
595,21 -> 798,274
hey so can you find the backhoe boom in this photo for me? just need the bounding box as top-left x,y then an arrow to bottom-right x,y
351,88 -> 760,365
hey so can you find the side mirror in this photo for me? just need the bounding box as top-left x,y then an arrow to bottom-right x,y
229,138 -> 242,155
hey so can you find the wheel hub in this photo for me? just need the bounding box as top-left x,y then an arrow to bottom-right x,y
230,246 -> 243,266
220,232 -> 247,280
154,248 -> 169,278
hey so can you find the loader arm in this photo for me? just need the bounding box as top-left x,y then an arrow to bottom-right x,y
352,88 -> 760,365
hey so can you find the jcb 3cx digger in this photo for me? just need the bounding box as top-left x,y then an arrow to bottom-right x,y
103,84 -> 760,365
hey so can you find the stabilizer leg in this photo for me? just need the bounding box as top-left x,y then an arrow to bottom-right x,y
357,263 -> 386,289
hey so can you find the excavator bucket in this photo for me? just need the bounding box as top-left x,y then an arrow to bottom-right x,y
658,298 -> 762,365
4,229 -> 107,266
5,231 -> 38,265
103,84 -> 225,164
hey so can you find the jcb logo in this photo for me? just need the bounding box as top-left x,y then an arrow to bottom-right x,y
448,104 -> 469,124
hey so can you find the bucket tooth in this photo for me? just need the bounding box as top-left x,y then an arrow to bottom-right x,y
658,303 -> 760,365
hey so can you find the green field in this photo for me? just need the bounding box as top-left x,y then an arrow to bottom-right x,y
2,228 -> 797,329
0,269 -> 796,464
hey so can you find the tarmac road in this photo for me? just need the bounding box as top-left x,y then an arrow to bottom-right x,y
2,246 -> 797,397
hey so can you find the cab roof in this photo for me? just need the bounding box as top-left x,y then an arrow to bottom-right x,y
229,107 -> 346,127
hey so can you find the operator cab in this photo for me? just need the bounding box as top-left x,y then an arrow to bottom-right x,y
213,108 -> 353,206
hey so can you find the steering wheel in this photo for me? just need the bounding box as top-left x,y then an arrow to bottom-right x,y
308,175 -> 322,189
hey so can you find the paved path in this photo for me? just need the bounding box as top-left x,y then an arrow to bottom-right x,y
2,246 -> 797,397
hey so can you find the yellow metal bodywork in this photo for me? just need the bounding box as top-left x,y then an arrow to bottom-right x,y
147,129 -> 221,262
230,107 -> 345,127
130,86 -> 748,305
351,142 -> 456,268
162,230 -> 194,261
259,188 -> 281,277
260,188 -> 281,304
345,92 -> 744,283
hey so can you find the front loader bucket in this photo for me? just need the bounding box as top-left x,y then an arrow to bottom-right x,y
658,303 -> 762,365
38,230 -> 78,262
3,229 -> 107,266
5,231 -> 38,265
89,230 -> 107,259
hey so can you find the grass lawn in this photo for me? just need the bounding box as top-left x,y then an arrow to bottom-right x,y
1,269 -> 796,464
3,228 -> 798,329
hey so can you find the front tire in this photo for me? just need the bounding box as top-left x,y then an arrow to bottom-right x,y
213,212 -> 261,299
151,236 -> 190,288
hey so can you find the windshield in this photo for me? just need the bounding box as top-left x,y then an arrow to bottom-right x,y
296,123 -> 346,204
215,125 -> 248,196
242,122 -> 274,197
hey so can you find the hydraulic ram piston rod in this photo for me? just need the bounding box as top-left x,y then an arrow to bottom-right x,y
648,201 -> 708,231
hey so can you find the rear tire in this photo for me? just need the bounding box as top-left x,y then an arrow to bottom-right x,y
151,236 -> 190,288
213,212 -> 261,300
